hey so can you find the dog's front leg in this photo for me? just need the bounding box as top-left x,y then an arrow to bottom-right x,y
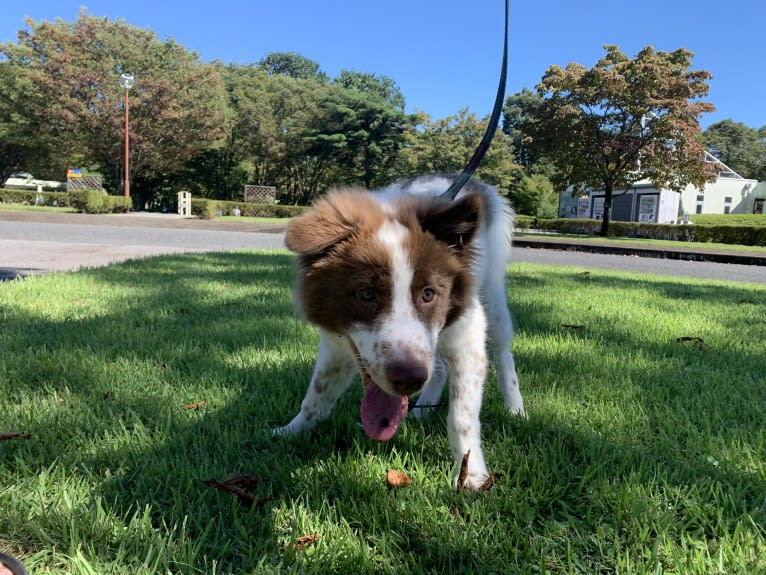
273,332 -> 355,435
441,302 -> 490,490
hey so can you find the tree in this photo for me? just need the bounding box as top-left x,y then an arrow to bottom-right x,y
521,44 -> 718,235
701,120 -> 766,181
333,70 -> 405,110
0,58 -> 39,184
0,10 -> 230,206
304,84 -> 408,192
509,174 -> 558,218
258,51 -> 327,82
502,88 -> 546,173
399,109 -> 520,194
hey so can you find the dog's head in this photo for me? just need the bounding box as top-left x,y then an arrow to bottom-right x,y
286,188 -> 481,402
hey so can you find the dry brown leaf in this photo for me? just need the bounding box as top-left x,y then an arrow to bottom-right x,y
676,336 -> 708,351
480,472 -> 502,492
386,469 -> 412,488
0,432 -> 31,441
294,533 -> 320,550
204,477 -> 269,508
184,401 -> 206,410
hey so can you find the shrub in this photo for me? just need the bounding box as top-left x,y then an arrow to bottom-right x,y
689,214 -> 766,227
526,217 -> 766,246
69,190 -> 131,214
0,189 -> 71,207
192,198 -> 305,219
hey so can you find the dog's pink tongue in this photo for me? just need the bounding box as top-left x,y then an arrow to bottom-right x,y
361,382 -> 408,441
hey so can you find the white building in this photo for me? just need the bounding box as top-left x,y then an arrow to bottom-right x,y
559,152 -> 765,222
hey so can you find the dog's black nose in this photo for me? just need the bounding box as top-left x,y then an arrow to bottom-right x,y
386,362 -> 429,395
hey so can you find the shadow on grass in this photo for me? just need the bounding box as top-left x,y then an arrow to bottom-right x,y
2,255 -> 765,572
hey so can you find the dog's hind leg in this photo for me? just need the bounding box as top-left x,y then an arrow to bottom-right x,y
483,279 -> 525,416
273,333 -> 355,435
411,353 -> 448,420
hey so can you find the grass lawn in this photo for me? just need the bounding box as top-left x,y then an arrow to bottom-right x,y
1,254 -> 765,574
0,203 -> 76,213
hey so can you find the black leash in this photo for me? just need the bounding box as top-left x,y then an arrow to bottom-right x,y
440,0 -> 509,200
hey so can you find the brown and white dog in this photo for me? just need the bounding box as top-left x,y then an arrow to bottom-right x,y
274,175 -> 524,489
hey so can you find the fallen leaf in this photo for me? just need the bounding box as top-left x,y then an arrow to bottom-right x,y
457,449 -> 471,491
184,401 -> 206,410
676,336 -> 708,351
480,472 -> 502,492
0,432 -> 31,441
294,533 -> 320,550
386,469 -> 412,488
204,476 -> 269,508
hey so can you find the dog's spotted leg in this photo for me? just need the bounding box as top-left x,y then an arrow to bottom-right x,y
273,333 -> 355,436
482,254 -> 526,417
442,301 -> 490,490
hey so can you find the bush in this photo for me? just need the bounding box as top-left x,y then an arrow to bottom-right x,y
68,190 -> 131,214
1,189 -> 71,207
192,198 -> 305,219
526,217 -> 766,246
689,214 -> 766,227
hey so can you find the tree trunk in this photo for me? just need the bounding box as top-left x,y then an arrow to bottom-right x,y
599,186 -> 613,236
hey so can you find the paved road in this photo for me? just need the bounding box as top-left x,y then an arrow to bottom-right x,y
1,211 -> 764,284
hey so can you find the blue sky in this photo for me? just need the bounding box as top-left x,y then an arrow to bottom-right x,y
2,1 -> 764,130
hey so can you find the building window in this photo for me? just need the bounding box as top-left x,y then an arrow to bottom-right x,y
724,206 -> 731,214
695,194 -> 704,214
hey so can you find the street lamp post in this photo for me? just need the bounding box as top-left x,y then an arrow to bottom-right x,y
119,72 -> 135,198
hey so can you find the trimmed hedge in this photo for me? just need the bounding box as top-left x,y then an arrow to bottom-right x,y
522,217 -> 766,246
1,189 -> 131,213
68,190 -> 132,214
1,189 -> 72,207
191,198 -> 305,220
689,214 -> 766,227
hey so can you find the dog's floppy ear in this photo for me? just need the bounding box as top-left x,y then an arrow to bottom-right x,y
417,193 -> 482,253
285,189 -> 382,255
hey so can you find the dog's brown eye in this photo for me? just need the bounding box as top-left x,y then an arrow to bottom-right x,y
357,287 -> 376,302
422,287 -> 435,303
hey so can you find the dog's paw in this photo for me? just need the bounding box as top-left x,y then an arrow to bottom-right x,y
452,451 -> 490,491
452,469 -> 491,491
271,424 -> 297,437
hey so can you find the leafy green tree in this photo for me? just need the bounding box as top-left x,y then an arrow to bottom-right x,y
304,84 -> 408,191
509,173 -> 558,218
0,58 -> 39,184
502,88 -> 546,173
399,109 -> 520,194
521,44 -> 717,235
333,70 -> 405,110
258,51 -> 327,82
701,120 -> 766,181
0,9 -> 230,206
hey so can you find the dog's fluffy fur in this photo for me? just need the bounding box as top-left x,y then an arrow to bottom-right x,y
274,175 -> 524,489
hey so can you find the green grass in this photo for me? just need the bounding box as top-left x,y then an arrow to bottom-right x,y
0,203 -> 76,213
1,253 -> 765,574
